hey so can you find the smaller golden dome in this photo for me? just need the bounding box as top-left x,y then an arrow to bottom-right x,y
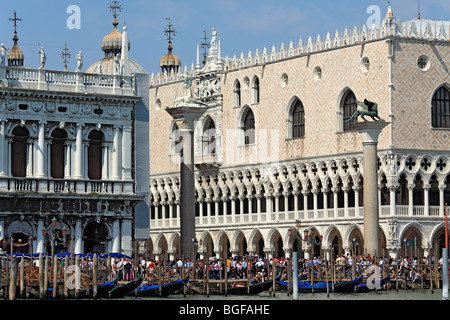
7,33 -> 24,67
160,44 -> 181,72
101,19 -> 130,57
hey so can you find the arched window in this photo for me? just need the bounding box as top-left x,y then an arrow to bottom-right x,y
11,126 -> 29,177
252,76 -> 260,104
431,86 -> 450,128
203,117 -> 216,156
87,130 -> 104,180
51,129 -> 68,179
342,90 -> 357,132
291,99 -> 305,139
170,123 -> 182,155
234,80 -> 241,108
243,108 -> 255,145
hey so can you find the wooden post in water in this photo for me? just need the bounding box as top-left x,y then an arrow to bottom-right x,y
63,255 -> 69,299
224,259 -> 228,297
286,258 -> 290,297
93,254 -> 98,299
332,259 -> 335,292
219,259 -> 223,294
8,255 -> 17,301
44,256 -> 49,295
74,255 -> 80,299
19,256 -> 25,299
272,258 -> 276,297
395,263 -> 399,292
206,259 -> 210,297
326,262 -> 330,297
53,255 -> 58,299
156,263 -> 161,297
39,253 -> 44,299
247,257 -> 251,295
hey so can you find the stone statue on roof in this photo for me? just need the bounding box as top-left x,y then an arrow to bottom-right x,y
75,51 -> 83,72
0,44 -> 9,66
38,46 -> 46,69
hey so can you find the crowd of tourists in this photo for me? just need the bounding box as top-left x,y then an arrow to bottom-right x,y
3,252 -> 447,284
127,253 -> 450,284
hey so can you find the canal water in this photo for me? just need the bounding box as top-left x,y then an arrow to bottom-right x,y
121,289 -> 444,301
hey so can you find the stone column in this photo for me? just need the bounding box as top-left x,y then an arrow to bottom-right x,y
74,219 -> 83,255
121,218 -> 133,257
166,103 -> 207,261
73,124 -> 84,180
439,185 -> 446,217
112,219 -> 121,253
408,184 -> 415,216
36,121 -> 46,178
423,184 -> 430,216
36,219 -> 45,254
389,184 -> 398,216
0,120 -> 7,177
352,121 -> 389,257
111,125 -> 122,181
353,186 -> 360,217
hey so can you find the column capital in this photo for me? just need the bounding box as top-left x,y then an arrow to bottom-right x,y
350,120 -> 390,144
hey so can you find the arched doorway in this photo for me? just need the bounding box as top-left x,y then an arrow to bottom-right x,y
401,226 -> 423,258
83,221 -> 109,254
11,233 -> 30,254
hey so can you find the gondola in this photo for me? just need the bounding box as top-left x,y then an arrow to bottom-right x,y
226,273 -> 281,295
354,274 -> 390,293
91,275 -> 119,298
278,275 -> 363,293
131,275 -> 190,297
107,273 -> 143,299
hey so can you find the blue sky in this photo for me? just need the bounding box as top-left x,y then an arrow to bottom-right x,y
0,0 -> 449,75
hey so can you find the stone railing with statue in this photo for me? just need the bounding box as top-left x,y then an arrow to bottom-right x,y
0,62 -> 135,97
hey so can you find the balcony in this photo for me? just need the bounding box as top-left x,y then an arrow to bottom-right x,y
1,66 -> 135,97
0,177 -> 135,197
194,153 -> 222,169
150,205 -> 445,230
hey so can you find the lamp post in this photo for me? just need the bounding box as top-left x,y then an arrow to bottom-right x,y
42,218 -> 68,258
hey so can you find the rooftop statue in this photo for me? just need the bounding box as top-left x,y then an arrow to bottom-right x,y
173,72 -> 206,107
346,99 -> 382,123
0,44 -> 9,66
37,46 -> 46,69
75,51 -> 83,72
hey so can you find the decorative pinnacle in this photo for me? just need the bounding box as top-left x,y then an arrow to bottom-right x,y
9,10 -> 22,41
61,41 -> 71,72
163,17 -> 177,48
201,29 -> 210,65
109,0 -> 123,25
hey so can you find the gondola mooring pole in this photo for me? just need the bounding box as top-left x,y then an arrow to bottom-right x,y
292,251 -> 298,300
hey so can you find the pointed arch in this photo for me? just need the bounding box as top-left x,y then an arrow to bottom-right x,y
431,83 -> 450,129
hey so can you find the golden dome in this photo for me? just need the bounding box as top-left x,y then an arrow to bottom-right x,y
160,43 -> 181,72
101,19 -> 130,57
7,33 -> 24,67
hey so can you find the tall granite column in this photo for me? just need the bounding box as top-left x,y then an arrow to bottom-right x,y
352,120 -> 389,257
166,103 -> 207,261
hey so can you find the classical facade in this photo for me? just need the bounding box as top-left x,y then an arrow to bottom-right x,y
147,7 -> 450,261
0,10 -> 149,257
